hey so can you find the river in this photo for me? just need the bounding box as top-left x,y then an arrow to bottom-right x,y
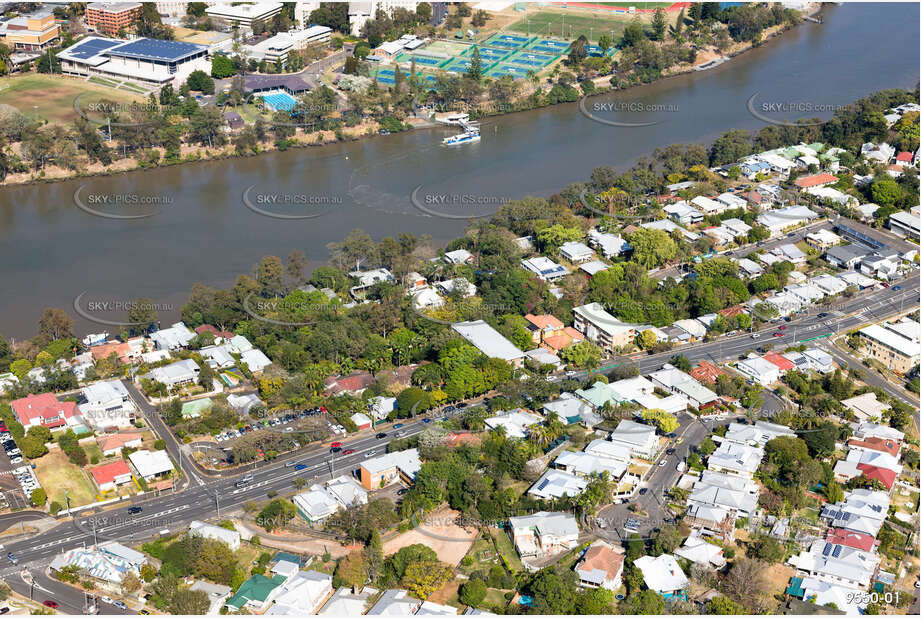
0,2 -> 918,339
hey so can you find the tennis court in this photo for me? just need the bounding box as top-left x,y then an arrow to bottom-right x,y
533,38 -> 570,51
584,44 -> 617,58
486,63 -> 532,78
259,92 -> 296,112
421,39 -> 473,56
465,46 -> 512,62
506,51 -> 556,68
394,53 -> 449,67
481,32 -> 532,51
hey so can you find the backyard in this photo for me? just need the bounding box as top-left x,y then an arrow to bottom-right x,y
0,74 -> 146,125
32,449 -> 97,507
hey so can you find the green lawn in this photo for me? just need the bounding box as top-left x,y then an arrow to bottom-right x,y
507,11 -> 650,43
32,449 -> 97,507
489,528 -> 523,572
0,74 -> 143,125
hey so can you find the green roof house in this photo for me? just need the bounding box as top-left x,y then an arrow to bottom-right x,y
224,574 -> 285,612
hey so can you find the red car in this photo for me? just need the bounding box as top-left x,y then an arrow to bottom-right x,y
43,601 -> 58,609
343,449 -> 355,455
330,441 -> 342,448
773,331 -> 784,337
778,325 -> 786,330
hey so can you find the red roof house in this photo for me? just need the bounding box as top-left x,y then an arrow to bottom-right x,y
856,464 -> 897,489
895,151 -> 913,163
763,352 -> 795,372
195,324 -> 235,340
794,173 -> 838,189
324,370 -> 375,395
89,460 -> 133,491
847,436 -> 901,458
718,305 -> 747,319
11,393 -> 78,429
689,361 -> 728,385
825,528 -> 876,552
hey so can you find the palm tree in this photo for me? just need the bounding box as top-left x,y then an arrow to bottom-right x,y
528,425 -> 552,449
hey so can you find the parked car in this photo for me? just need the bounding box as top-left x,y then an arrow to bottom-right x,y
43,601 -> 58,609
364,450 -> 378,458
375,432 -> 387,439
112,600 -> 128,610
393,423 -> 404,429
127,506 -> 142,515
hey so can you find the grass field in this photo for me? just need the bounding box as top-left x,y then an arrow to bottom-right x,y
508,11 -> 651,43
32,449 -> 96,507
0,74 -> 145,125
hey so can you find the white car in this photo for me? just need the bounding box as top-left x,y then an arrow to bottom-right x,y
100,596 -> 113,604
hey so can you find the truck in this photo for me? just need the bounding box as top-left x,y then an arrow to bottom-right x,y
676,460 -> 687,473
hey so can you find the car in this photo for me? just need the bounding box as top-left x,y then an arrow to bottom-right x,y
455,402 -> 467,409
638,488 -> 648,495
817,312 -> 829,318
397,488 -> 408,495
421,418 -> 432,424
295,464 -> 307,471
778,325 -> 786,330
773,331 -> 784,337
893,285 -> 902,290
787,232 -> 796,237
100,597 -> 113,604
375,432 -> 388,439
9,457 -> 22,464
330,441 -> 342,448
0,607 -> 10,614
659,459 -> 667,466
43,601 -> 58,609
127,506 -> 143,515
751,333 -> 761,339
666,448 -> 676,455
393,423 -> 404,429
285,461 -> 298,468
330,446 -> 342,453
343,449 -> 355,455
6,553 -> 17,565
138,610 -> 151,615
113,600 -> 129,610
284,427 -> 293,433
365,450 -> 378,458
443,406 -> 456,413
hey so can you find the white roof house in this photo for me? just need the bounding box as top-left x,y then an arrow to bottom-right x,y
521,256 -> 569,281
648,366 -> 719,409
854,422 -> 903,442
366,589 -> 420,615
189,520 -> 241,551
757,206 -> 818,235
723,421 -> 795,447
735,356 -> 780,386
484,409 -> 543,439
787,540 -> 880,590
634,554 -> 689,596
841,394 -> 891,422
584,439 -> 632,464
798,578 -> 868,616
412,287 -> 444,309
227,393 -> 264,415
608,420 -> 658,460
691,195 -> 726,215
688,476 -> 759,517
811,274 -> 848,296
554,451 -> 626,479
543,393 -> 602,428
579,260 -> 610,276
559,241 -> 594,264
190,580 -> 232,615
641,218 -> 700,241
508,511 -> 579,558
707,442 -> 763,478
444,248 -> 474,264
143,358 -> 200,387
716,192 -> 749,210
528,469 -> 588,499
318,587 -> 374,615
435,277 -> 477,298
264,570 -> 334,615
452,321 -> 527,363
587,229 -> 630,257
79,379 -> 136,430
293,488 -> 341,523
240,348 -> 272,372
149,322 -> 196,350
734,257 -> 764,278
128,449 -> 174,480
350,412 -> 373,428
674,534 -> 726,568
664,200 -> 704,225
821,489 -> 890,537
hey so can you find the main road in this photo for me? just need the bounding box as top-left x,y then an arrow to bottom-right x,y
0,275 -> 917,611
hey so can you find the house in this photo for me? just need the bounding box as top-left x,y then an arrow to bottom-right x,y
672,319 -> 707,340
150,322 -> 196,350
787,540 -> 880,590
642,218 -> 700,241
349,268 -> 395,298
716,192 -> 748,211
688,472 -> 759,518
685,504 -> 737,542
587,229 -> 630,257
444,248 -> 474,264
802,349 -> 835,374
366,589 -> 420,615
142,358 -> 200,387
128,449 -> 175,482
888,210 -> 921,241
707,442 -> 763,479
553,451 -> 626,480
837,271 -> 877,289
435,277 -> 477,298
200,345 -> 235,369
608,420 -> 659,460
525,349 -> 558,368
580,260 -> 610,276
190,580 -> 232,615
324,370 -> 374,395
734,257 -> 764,278
691,196 -> 726,216
773,243 -> 808,264
508,511 -> 579,558
294,476 -> 368,523
359,448 -> 421,490
721,218 -> 753,238
412,287 -> 444,309
825,244 -> 872,269
584,439 -> 632,465
860,142 -> 896,164
189,520 -> 242,551
89,460 -> 133,492
575,541 -> 624,590
648,366 -> 719,410
806,186 -> 858,207
50,542 -> 146,585
763,352 -> 796,374
722,421 -> 795,448
794,173 -> 839,189
97,432 -> 142,457
821,489 -> 889,537
11,393 -> 79,430
318,586 -> 374,615
854,422 -> 904,442
80,380 -> 136,430
806,229 -> 842,250
664,201 -> 704,225
840,393 -> 890,422
350,412 -> 373,430
225,574 -> 286,612
858,320 -> 920,374
736,355 -> 781,386
573,303 -> 643,352
452,321 -> 527,365
559,241 -> 594,264
757,206 -> 819,236
787,283 -> 825,305
858,253 -> 901,280
675,534 -> 726,568
528,469 -> 588,500
368,396 -> 397,421
240,348 -> 272,373
634,554 -> 689,598
542,326 -> 585,353
689,361 -> 728,385
227,393 -> 264,415
524,314 -> 565,345
521,256 -> 568,281
484,409 -> 542,439
542,393 -> 602,428
811,274 -> 848,296
265,571 -> 334,615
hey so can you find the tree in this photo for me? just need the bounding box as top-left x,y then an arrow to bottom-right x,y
256,499 -> 296,531
185,70 -> 215,94
334,551 -> 366,590
37,308 -> 74,344
641,408 -> 679,434
824,480 -> 844,504
128,298 -> 159,333
749,534 -> 786,563
722,557 -> 769,611
652,9 -> 667,40
870,176 -> 901,207
0,582 -> 9,602
560,340 -> 602,369
20,435 -> 49,459
627,228 -> 677,269
699,436 -> 717,456
465,46 -> 482,81
364,529 -> 384,582
707,595 -> 748,614
401,559 -> 453,600
121,571 -> 142,595
31,487 -> 47,506
170,588 -> 209,615
255,255 -> 286,296
458,578 -> 486,607
211,54 -> 236,78
635,329 -> 657,350
625,588 -> 665,614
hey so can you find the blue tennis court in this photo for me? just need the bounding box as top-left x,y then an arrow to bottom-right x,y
507,52 -> 555,67
534,38 -> 569,50
530,44 -> 565,54
395,53 -> 445,66
496,34 -> 529,43
260,92 -> 296,112
486,64 -> 531,78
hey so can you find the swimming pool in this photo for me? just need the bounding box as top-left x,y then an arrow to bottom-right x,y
260,92 -> 297,112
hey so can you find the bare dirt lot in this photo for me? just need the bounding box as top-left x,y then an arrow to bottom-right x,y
383,508 -> 478,566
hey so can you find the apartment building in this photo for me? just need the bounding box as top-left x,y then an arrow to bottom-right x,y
86,2 -> 142,36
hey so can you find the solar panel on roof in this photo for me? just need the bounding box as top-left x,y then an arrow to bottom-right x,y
822,543 -> 832,556
68,38 -> 122,59
832,545 -> 842,558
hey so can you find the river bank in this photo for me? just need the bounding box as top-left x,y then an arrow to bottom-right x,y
0,3 -> 824,189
